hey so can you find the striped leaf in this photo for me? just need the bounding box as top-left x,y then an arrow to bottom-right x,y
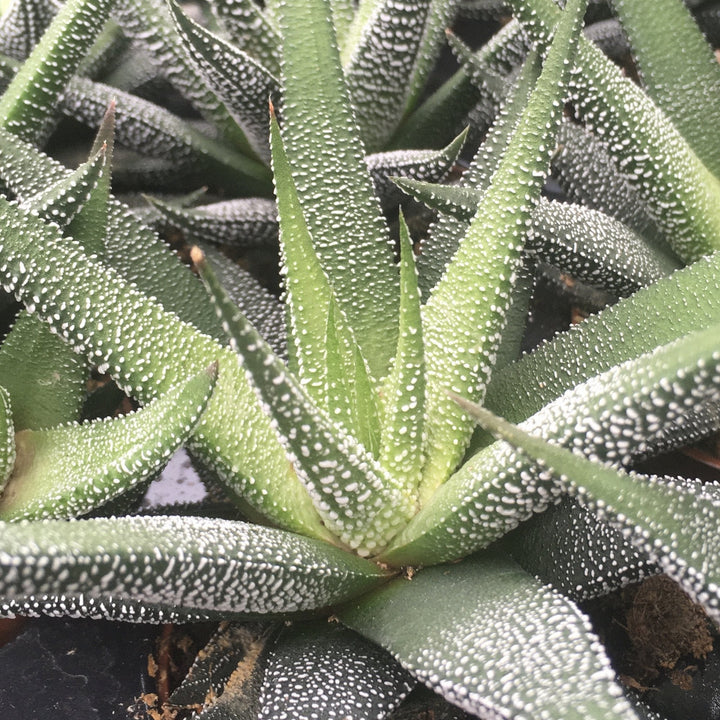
0,366 -> 217,521
508,0 -> 720,261
0,0 -> 113,143
610,0 -> 720,179
382,322 -> 720,566
170,1 -> 279,162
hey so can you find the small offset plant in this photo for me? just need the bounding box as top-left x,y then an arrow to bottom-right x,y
0,0 -> 719,718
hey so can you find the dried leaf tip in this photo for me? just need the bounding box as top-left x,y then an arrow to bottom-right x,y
205,360 -> 220,381
190,245 -> 206,268
268,98 -> 276,119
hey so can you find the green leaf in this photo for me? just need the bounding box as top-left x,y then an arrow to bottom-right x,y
458,395 -> 720,623
192,247 -> 413,556
610,0 -> 720,179
366,128 -> 467,210
58,75 -> 273,194
0,0 -> 114,142
0,515 -> 390,622
0,0 -> 59,61
340,553 -> 639,719
0,196 -> 329,541
0,365 -> 217,521
399,178 -> 680,295
0,385 -> 14,494
276,0 -> 399,383
146,196 -> 278,251
377,213 -> 425,501
485,251 -> 720,424
170,1 -> 279,162
342,0 -> 433,150
0,127 -> 225,340
508,0 -> 720,261
209,0 -> 281,77
270,111 -> 380,449
382,321 -> 720,566
418,0 -> 586,499
258,621 -> 413,719
115,0 -> 255,156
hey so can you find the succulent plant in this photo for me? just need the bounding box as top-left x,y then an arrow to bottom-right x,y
0,0 -> 719,718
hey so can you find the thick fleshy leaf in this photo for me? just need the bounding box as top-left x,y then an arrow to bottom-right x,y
58,75 -> 272,194
0,0 -> 59,61
378,214 -> 425,500
508,0 -> 720,261
552,121 -> 667,246
399,178 -> 680,295
0,0 -> 114,143
170,2 -> 279,161
146,196 -> 278,248
192,247 -> 413,556
0,365 -> 216,521
417,45 -> 540,300
0,197 -> 329,540
342,0 -> 433,150
276,0 -> 399,383
461,397 -> 720,624
0,386 -> 14,494
258,621 -> 414,719
610,0 -> 720,179
270,110 -> 380,448
0,515 -> 390,622
485,251 -> 720,424
115,0 -> 254,155
340,553 -> 638,719
200,245 -> 285,360
208,0 -> 281,77
366,128 -> 467,210
419,0 -> 585,499
382,322 -> 720,566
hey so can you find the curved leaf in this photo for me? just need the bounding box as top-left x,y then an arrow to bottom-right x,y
0,515 -> 390,622
462,397 -> 720,623
0,365 -> 217,521
340,553 -> 638,720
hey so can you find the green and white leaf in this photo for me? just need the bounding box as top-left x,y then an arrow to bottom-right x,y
146,195 -> 277,249
0,197 -> 330,541
276,0 -> 399,383
193,248 -> 414,556
0,127 -> 225,340
0,515 -> 390,622
0,0 -> 114,143
366,128 -> 467,210
340,552 -> 638,720
377,214 -> 425,502
382,321 -> 720,566
461,396 -> 720,624
0,0 -> 60,61
0,365 -> 217,521
508,0 -> 720,261
610,0 -> 720,179
419,0 -> 585,499
170,1 -> 279,162
258,621 -> 414,719
398,178 -> 679,295
208,0 -> 281,76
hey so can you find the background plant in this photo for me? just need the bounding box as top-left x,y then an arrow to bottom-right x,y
0,0 -> 718,718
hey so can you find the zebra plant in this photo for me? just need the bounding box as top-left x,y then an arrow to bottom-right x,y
0,0 -> 719,718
